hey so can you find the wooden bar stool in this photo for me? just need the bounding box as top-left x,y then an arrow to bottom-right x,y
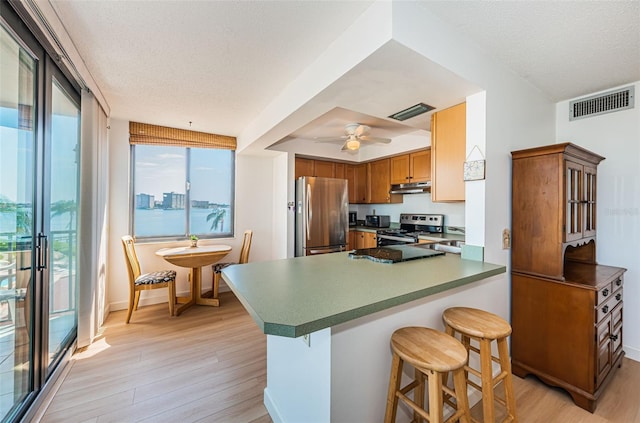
442,307 -> 517,423
385,326 -> 471,423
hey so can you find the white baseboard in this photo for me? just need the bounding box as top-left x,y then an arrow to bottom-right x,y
264,387 -> 282,423
624,344 -> 640,362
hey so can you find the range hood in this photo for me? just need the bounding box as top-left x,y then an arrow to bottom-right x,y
389,181 -> 431,194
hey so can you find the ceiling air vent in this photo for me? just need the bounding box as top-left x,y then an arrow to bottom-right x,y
389,103 -> 435,121
570,86 -> 635,121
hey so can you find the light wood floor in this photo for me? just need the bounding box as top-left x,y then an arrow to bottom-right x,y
40,291 -> 271,423
40,292 -> 640,422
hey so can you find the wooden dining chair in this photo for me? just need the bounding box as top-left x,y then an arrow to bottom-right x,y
212,230 -> 253,301
121,235 -> 177,323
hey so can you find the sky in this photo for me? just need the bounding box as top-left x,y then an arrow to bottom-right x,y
134,145 -> 233,205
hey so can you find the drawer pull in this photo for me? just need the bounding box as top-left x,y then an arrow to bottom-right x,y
602,288 -> 609,297
602,305 -> 609,314
610,334 -> 619,341
616,279 -> 622,286
616,293 -> 622,301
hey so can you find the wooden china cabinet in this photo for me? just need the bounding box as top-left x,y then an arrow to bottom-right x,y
510,143 -> 626,412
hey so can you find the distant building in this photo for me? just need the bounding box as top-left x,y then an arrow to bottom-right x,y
162,192 -> 185,209
191,200 -> 210,209
136,193 -> 154,209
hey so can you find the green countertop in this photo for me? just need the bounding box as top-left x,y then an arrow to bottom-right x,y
221,251 -> 505,338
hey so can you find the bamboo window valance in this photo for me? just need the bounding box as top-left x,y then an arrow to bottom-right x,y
129,121 -> 236,150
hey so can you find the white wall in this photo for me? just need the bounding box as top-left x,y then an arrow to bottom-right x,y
556,81 -> 640,361
106,118 -> 279,311
390,2 -> 556,322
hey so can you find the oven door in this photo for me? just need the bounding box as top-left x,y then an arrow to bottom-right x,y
376,234 -> 416,247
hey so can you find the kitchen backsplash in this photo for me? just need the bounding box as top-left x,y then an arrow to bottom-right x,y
349,193 -> 465,227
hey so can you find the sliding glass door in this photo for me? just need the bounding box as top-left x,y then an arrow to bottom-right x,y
0,22 -> 37,420
47,76 -> 80,370
1,7 -> 80,421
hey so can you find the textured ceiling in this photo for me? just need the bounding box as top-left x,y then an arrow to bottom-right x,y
51,0 -> 375,136
50,0 -> 640,148
424,1 -> 640,102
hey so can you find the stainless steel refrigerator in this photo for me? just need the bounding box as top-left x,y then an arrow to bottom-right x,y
295,176 -> 349,256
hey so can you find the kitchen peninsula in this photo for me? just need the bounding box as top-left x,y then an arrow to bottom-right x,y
222,250 -> 505,422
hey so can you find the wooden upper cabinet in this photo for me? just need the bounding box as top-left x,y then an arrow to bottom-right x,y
345,165 -> 357,203
295,157 -> 337,179
390,155 -> 411,185
295,157 -> 315,179
367,159 -> 402,204
314,160 -> 335,178
296,155 -> 406,204
511,142 -> 605,279
354,164 -> 368,203
334,163 -> 346,179
410,150 -> 431,182
431,103 -> 466,202
390,149 -> 431,185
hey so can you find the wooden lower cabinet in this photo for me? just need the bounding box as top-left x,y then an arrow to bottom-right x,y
354,231 -> 376,249
348,230 -> 356,250
511,262 -> 626,412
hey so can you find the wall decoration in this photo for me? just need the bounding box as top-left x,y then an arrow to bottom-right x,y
464,145 -> 486,181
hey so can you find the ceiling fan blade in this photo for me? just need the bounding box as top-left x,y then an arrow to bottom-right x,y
314,136 -> 348,144
359,136 -> 391,144
355,124 -> 370,137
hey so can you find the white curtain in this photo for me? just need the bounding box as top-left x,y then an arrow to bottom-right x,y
77,90 -> 109,347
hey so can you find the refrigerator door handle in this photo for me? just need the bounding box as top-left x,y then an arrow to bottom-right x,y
306,182 -> 312,240
308,246 -> 346,255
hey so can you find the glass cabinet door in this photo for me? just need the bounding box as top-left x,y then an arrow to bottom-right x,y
565,160 -> 583,242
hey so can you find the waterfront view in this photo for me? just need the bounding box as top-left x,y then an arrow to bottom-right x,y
133,206 -> 232,238
132,144 -> 234,239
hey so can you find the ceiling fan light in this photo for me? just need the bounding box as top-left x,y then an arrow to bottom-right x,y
346,139 -> 360,150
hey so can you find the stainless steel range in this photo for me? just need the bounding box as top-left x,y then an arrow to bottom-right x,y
376,213 -> 444,246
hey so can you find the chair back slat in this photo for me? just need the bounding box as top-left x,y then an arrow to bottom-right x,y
121,236 -> 141,283
238,230 -> 253,264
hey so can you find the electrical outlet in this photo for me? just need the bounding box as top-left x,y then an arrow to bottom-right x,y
502,228 -> 511,249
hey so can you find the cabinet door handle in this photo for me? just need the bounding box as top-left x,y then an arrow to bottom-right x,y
616,278 -> 622,286
616,293 -> 622,301
602,288 -> 609,297
602,305 -> 609,314
610,334 -> 618,341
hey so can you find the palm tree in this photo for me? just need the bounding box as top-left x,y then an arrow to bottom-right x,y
206,208 -> 226,232
51,200 -> 77,230
0,196 -> 31,235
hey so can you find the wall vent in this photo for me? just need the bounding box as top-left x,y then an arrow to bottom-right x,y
570,86 -> 634,121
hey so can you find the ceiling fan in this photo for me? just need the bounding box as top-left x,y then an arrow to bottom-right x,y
315,123 -> 392,151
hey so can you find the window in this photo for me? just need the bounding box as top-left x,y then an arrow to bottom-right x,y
129,122 -> 236,240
